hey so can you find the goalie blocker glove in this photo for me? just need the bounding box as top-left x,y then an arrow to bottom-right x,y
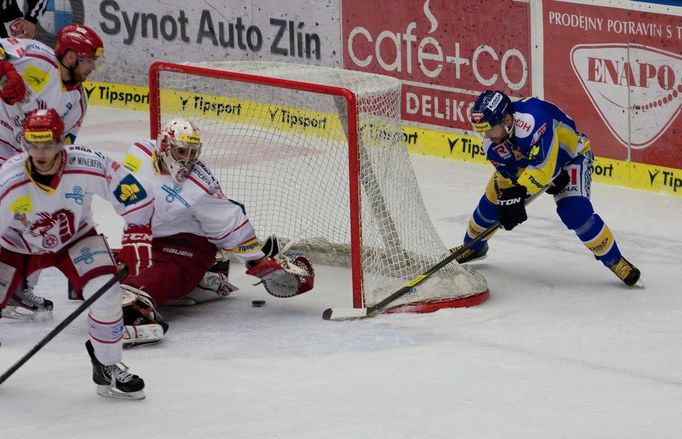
497,184 -> 528,231
245,235 -> 314,298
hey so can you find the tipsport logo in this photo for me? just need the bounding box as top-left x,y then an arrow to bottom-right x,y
571,43 -> 681,149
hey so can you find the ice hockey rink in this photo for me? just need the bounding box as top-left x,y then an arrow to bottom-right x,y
2,106 -> 682,439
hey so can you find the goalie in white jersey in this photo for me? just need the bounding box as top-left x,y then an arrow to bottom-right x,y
0,109 -> 155,399
0,24 -> 104,319
116,119 -> 315,346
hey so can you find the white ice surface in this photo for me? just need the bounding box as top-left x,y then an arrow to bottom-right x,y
2,107 -> 682,439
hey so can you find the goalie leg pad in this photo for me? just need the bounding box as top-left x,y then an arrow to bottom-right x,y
165,271 -> 238,306
121,285 -> 169,347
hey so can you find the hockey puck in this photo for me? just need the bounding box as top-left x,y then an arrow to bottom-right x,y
252,300 -> 266,307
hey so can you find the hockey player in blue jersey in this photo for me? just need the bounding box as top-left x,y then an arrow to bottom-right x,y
452,90 -> 641,286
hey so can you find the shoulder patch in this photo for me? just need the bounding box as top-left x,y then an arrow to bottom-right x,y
123,153 -> 142,174
114,174 -> 148,206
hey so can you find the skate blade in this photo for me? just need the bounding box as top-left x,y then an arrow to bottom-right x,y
96,385 -> 145,400
1,307 -> 53,321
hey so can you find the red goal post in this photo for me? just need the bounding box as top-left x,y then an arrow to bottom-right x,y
148,60 -> 489,314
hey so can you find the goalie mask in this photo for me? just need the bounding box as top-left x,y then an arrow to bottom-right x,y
157,119 -> 202,183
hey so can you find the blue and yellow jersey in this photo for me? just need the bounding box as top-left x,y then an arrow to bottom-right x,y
484,97 -> 591,194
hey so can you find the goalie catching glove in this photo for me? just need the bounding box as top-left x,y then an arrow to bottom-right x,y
117,224 -> 152,276
245,235 -> 314,298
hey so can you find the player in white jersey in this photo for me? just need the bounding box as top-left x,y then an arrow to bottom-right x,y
0,108 -> 154,399
116,119 -> 315,346
0,24 -> 104,319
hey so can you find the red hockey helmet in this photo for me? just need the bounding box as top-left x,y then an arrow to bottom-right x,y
55,24 -> 104,59
23,108 -> 65,143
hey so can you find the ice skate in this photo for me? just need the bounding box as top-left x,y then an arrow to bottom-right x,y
450,243 -> 489,264
607,256 -> 641,287
1,286 -> 53,321
85,340 -> 145,400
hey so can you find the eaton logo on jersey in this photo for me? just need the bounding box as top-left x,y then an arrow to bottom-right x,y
114,175 -> 147,206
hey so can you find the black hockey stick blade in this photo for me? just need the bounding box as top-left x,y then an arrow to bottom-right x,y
0,267 -> 128,386
322,186 -> 548,321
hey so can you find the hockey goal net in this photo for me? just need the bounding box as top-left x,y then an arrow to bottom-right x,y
148,61 -> 489,313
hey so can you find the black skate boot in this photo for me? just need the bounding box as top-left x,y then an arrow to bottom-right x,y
1,286 -> 54,320
85,340 -> 145,400
607,257 -> 641,286
449,242 -> 489,264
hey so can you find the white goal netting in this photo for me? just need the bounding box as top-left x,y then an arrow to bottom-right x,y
149,61 -> 488,311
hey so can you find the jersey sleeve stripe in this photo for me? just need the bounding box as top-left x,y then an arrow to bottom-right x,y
120,198 -> 154,216
134,142 -> 153,157
212,219 -> 249,241
187,175 -> 211,194
25,52 -> 59,69
0,178 -> 31,204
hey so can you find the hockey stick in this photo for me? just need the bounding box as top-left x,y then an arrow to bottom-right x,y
322,187 -> 548,321
0,267 -> 128,386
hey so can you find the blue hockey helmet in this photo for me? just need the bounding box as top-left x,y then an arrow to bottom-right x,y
470,90 -> 513,133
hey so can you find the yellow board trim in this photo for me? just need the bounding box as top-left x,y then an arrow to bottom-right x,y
84,80 -> 682,198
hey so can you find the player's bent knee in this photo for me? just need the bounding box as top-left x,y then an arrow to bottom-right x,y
556,196 -> 595,231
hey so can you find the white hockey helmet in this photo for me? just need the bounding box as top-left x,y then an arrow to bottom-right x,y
157,118 -> 202,183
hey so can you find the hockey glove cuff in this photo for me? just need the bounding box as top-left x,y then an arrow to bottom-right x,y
497,185 -> 528,231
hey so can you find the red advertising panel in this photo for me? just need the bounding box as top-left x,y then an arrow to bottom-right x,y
342,0 -> 531,130
544,1 -> 682,167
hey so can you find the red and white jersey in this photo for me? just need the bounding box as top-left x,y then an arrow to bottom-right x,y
123,139 -> 264,262
0,38 -> 88,162
0,145 -> 154,255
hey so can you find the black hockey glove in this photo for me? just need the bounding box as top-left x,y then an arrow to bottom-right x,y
546,169 -> 570,195
497,185 -> 528,231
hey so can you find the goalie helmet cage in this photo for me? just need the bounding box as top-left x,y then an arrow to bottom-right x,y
148,60 -> 489,313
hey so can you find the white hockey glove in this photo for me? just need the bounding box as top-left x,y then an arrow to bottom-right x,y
245,235 -> 314,298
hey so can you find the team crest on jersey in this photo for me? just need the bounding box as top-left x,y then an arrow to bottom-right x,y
28,209 -> 76,249
114,175 -> 147,206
